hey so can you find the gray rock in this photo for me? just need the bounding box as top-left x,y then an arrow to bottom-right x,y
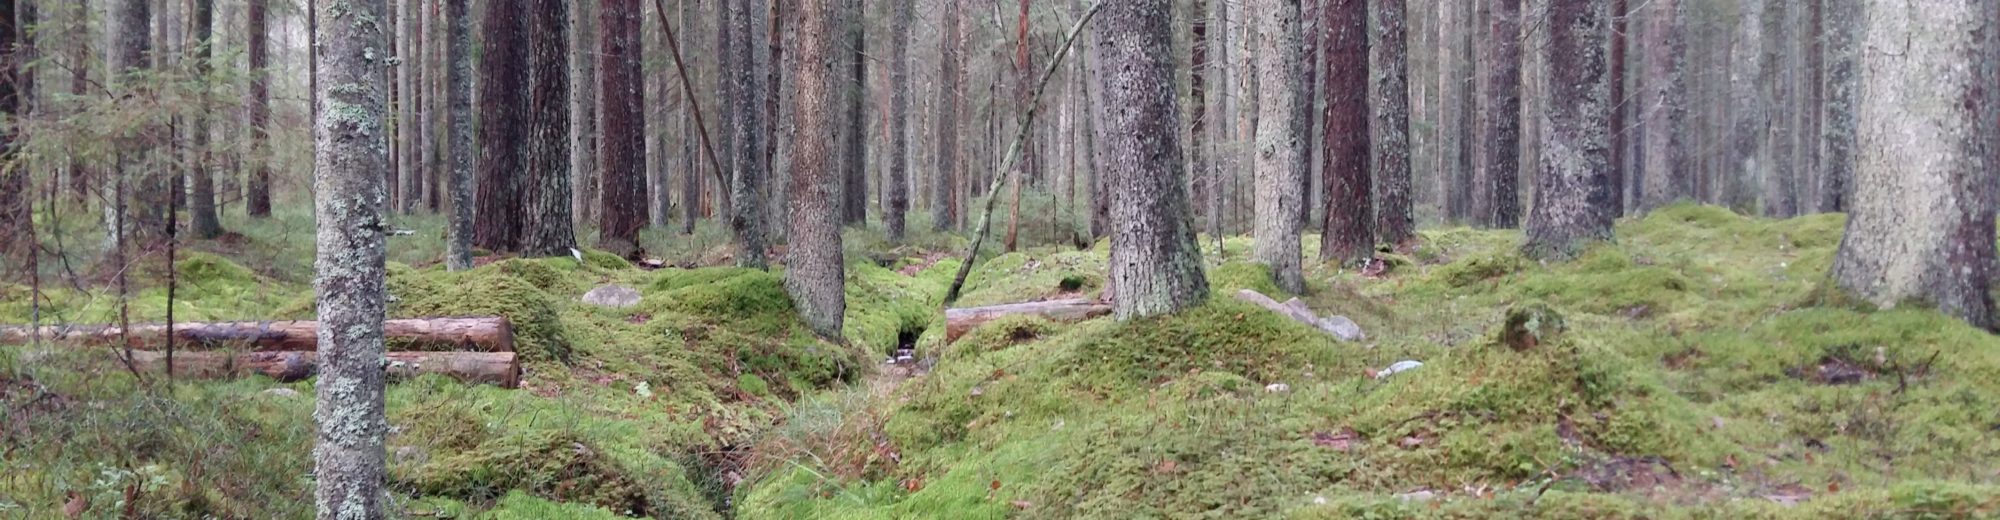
581,284 -> 643,308
262,387 -> 300,398
1316,315 -> 1366,342
1395,490 -> 1436,502
1264,383 -> 1291,393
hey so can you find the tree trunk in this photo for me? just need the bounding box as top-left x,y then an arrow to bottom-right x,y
787,0 -> 845,339
727,0 -> 771,269
1728,0 -> 1766,213
0,0 -> 18,258
310,0 -> 392,513
444,0 -> 473,270
1522,0 -> 1613,261
1299,0 -> 1319,228
475,0 -> 530,252
598,0 -> 647,258
841,0 -> 868,225
1605,0 -> 1628,216
1832,0 -> 1998,330
1637,0 -> 1687,211
679,0 -> 699,234
1319,0 -> 1371,264
571,0 -> 601,229
1480,0 -> 1522,227
522,0 -> 577,257
186,0 -> 222,239
1190,0 -> 1212,246
644,0 -> 670,229
884,0 -> 913,242
1253,0 -> 1306,295
1093,0 -> 1210,320
423,0 -> 443,213
932,0 -> 963,232
1372,0 -> 1413,244
398,0 -> 422,214
1758,0 -> 1795,217
1816,0 -> 1857,213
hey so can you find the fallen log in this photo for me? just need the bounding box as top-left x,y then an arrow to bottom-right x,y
944,298 -> 1112,343
0,317 -> 514,352
127,350 -> 521,388
1231,290 -> 1366,342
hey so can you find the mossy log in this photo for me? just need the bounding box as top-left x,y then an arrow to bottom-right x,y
0,317 -> 514,352
129,350 -> 520,387
944,298 -> 1111,342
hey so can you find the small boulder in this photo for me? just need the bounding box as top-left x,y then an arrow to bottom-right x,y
1264,383 -> 1291,393
581,284 -> 643,309
262,387 -> 300,398
1316,316 -> 1366,342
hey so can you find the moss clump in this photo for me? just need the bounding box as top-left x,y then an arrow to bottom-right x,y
1499,303 -> 1566,351
479,491 -> 630,519
581,249 -> 633,270
845,261 -> 947,355
957,250 -> 1107,307
646,268 -> 795,335
173,251 -> 263,288
487,258 -> 577,295
405,430 -> 651,516
649,267 -> 766,293
391,268 -> 572,362
1208,261 -> 1286,296
945,314 -> 1057,361
1064,299 -> 1350,388
1432,252 -> 1525,288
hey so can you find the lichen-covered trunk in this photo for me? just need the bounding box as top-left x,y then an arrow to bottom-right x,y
1372,0 -> 1413,244
1727,0 -> 1766,212
932,0 -> 962,232
1093,0 -> 1210,320
1637,0 -> 1688,211
1318,0 -> 1371,264
1832,0 -> 1998,330
598,0 -> 648,258
444,0 -> 472,271
1522,0 -> 1613,261
1253,0 -> 1306,295
186,0 -> 222,239
474,0 -> 528,252
522,0 -> 577,257
1757,0 -> 1795,217
1604,0 -> 1628,216
1816,0 -> 1858,213
397,0 -> 422,214
884,0 -> 913,241
841,0 -> 868,225
309,0 -> 391,515
729,0 -> 771,269
1480,0 -> 1522,228
787,0 -> 845,338
570,0 -> 601,229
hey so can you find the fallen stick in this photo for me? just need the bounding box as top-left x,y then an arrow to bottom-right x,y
0,317 -> 514,352
128,350 -> 521,388
944,298 -> 1112,343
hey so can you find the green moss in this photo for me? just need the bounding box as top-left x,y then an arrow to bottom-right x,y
646,268 -> 794,335
405,430 -> 651,515
391,268 -> 572,362
477,491 -> 628,519
1208,261 -> 1286,296
956,250 -> 1107,307
581,249 -> 633,270
1431,252 -> 1526,288
944,314 -> 1057,361
738,374 -> 771,396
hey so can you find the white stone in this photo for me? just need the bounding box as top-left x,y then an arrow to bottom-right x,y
581,284 -> 643,308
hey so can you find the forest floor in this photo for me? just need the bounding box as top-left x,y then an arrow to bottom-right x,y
4,202 -> 2000,519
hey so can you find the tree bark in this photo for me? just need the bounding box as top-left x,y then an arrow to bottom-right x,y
108,0 -> 151,249
884,0 -> 914,242
1372,0 -> 1413,244
186,0 -> 222,239
1832,0 -> 1998,330
474,0 -> 529,252
1728,0 -> 1766,212
1319,0 -> 1371,264
1190,0 -> 1212,245
310,0 -> 392,513
932,0 -> 963,232
571,0 -> 601,229
1253,0 -> 1306,295
523,0 -> 578,257
840,0 -> 868,225
1637,0 -> 1688,211
1605,0 -> 1628,216
398,0 -> 422,214
0,0 -> 20,259
598,0 -> 648,258
1093,0 -> 1210,320
644,0 -> 670,229
1757,0 -> 1795,217
787,0 -> 845,339
444,0 -> 473,270
2,317 -> 515,353
1522,0 -> 1614,261
1816,0 -> 1857,213
1480,0 -> 1523,227
243,0 -> 271,217
728,0 -> 771,269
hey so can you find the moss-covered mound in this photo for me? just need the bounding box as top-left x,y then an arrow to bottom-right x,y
405,430 -> 653,515
389,263 -> 572,362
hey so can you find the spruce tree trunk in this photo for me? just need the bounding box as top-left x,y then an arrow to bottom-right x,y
932,0 -> 962,232
571,0 -> 600,228
1481,0 -> 1522,227
1253,0 -> 1306,295
643,0 -> 669,229
787,0 -> 845,338
1372,0 -> 1413,244
67,0 -> 97,206
729,0 -> 771,269
884,0 -> 913,241
598,0 -> 647,257
1758,0 -> 1795,217
522,0 -> 577,257
186,0 -> 222,239
1604,0 -> 1628,215
840,0 -> 867,225
108,0 -> 150,249
1817,0 -> 1857,213
1728,0 -> 1766,212
474,0 -> 529,252
0,0 -> 19,256
1319,0 -> 1371,264
1190,0 -> 1211,243
309,0 -> 391,515
397,0 -> 421,214
422,0 -> 441,213
1094,0 -> 1210,320
1832,0 -> 1998,330
1637,0 -> 1688,211
1522,0 -> 1614,261
444,0 -> 472,271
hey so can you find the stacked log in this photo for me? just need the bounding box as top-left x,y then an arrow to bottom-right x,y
0,318 -> 519,387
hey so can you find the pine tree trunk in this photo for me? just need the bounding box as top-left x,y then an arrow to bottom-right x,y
423,0 -> 442,213
1094,0 -> 1210,320
522,0 -> 577,257
787,0 -> 845,338
1189,0 -> 1211,245
397,0 -> 421,214
309,0 -> 392,514
932,0 -> 962,232
1299,0 -> 1319,228
1522,0 -> 1613,261
186,0 -> 222,239
1728,0 -> 1766,212
598,0 -> 647,257
1372,0 -> 1413,244
841,0 -> 868,225
728,0 -> 771,269
678,0 -> 699,234
571,0 -> 601,228
474,0 -> 529,252
1481,0 -> 1522,227
643,0 -> 669,229
1637,0 -> 1688,211
1319,0 -> 1371,264
1758,0 -> 1795,217
1817,0 -> 1857,213
1253,0 -> 1306,295
1832,0 -> 1998,330
884,0 -> 913,241
444,0 -> 472,270
1604,0 -> 1628,216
